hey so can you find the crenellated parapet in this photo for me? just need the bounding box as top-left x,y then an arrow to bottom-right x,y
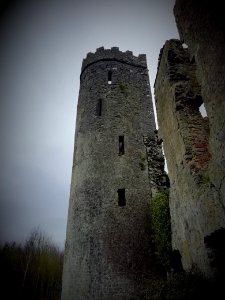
81,46 -> 147,75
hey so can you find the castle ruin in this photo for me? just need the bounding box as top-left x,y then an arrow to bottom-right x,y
62,0 -> 225,298
61,47 -> 163,300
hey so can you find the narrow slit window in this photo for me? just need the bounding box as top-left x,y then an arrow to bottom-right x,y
119,136 -> 124,155
118,189 -> 126,206
97,99 -> 102,116
108,71 -> 112,84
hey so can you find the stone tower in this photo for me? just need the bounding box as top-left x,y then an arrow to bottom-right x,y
61,47 -> 157,300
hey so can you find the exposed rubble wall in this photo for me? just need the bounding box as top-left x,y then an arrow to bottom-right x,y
154,39 -> 225,277
174,0 -> 225,226
144,133 -> 170,197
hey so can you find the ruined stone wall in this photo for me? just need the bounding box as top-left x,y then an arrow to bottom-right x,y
144,133 -> 169,197
61,47 -> 157,300
174,0 -> 225,225
154,39 -> 225,277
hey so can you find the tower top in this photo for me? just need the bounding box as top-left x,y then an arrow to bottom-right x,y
81,46 -> 147,75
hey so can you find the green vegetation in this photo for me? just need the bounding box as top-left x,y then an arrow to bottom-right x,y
1,195 -> 222,300
146,191 -> 220,299
139,155 -> 147,171
119,82 -> 128,97
0,228 -> 63,300
137,271 -> 217,299
139,161 -> 146,170
202,173 -> 210,184
151,191 -> 172,269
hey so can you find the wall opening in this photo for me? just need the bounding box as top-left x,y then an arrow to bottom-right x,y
119,136 -> 124,155
97,99 -> 102,116
190,55 -> 195,63
199,102 -> 207,117
118,189 -> 126,206
182,43 -> 188,49
171,250 -> 183,272
108,71 -> 112,84
204,228 -> 225,278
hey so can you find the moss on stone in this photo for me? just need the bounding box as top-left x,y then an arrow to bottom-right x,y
151,191 -> 172,269
139,155 -> 147,170
119,82 -> 128,97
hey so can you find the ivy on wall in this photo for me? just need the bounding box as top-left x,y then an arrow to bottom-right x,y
151,191 -> 172,269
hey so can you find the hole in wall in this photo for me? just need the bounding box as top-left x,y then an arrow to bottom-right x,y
118,189 -> 126,207
119,136 -> 124,155
199,102 -> 207,117
190,55 -> 195,63
204,228 -> 225,278
108,70 -> 112,84
171,250 -> 183,272
182,43 -> 188,49
97,99 -> 102,116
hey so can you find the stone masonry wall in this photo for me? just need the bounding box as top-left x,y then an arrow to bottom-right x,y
154,39 -> 225,277
61,47 -> 157,300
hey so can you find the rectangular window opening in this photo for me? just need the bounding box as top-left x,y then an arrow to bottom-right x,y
108,71 -> 112,84
118,188 -> 126,207
119,136 -> 124,155
97,99 -> 102,116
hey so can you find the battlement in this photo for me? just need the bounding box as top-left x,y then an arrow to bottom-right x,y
81,46 -> 147,74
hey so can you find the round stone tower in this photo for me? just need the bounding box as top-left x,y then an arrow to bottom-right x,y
61,47 -> 157,300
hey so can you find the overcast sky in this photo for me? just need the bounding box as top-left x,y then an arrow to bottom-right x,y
0,0 -> 179,249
